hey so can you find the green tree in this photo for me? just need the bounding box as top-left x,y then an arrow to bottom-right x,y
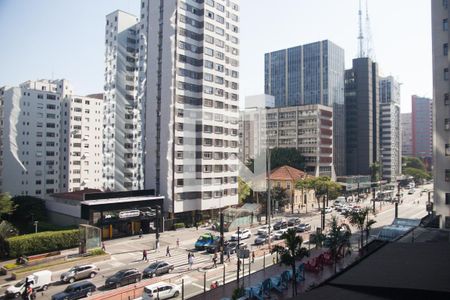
9,196 -> 48,232
0,221 -> 18,258
270,148 -> 306,171
403,167 -> 431,184
271,228 -> 309,297
327,217 -> 351,273
403,156 -> 427,171
369,162 -> 381,182
296,177 -> 342,210
238,177 -> 252,204
271,186 -> 289,209
345,207 -> 376,250
0,193 -> 15,219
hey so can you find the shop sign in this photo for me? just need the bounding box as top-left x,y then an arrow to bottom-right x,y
119,210 -> 141,219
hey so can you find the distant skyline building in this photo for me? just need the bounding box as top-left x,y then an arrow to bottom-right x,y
0,79 -> 103,197
345,57 -> 380,177
401,113 -> 413,156
103,10 -> 144,192
411,95 -> 433,162
143,0 -> 241,216
379,76 -> 401,181
264,40 -> 345,176
431,0 -> 450,229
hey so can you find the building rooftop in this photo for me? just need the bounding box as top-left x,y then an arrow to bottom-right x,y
269,165 -> 308,181
51,189 -> 103,201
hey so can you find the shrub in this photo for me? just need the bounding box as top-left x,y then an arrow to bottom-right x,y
6,229 -> 79,257
174,223 -> 185,229
88,248 -> 106,256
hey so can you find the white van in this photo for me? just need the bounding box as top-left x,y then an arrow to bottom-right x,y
333,196 -> 347,207
5,270 -> 52,298
142,282 -> 181,300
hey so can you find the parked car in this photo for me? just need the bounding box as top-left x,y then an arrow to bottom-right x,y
143,261 -> 174,278
296,223 -> 311,232
5,270 -> 52,298
230,229 -> 252,240
195,233 -> 219,250
324,207 -> 333,213
257,225 -> 271,235
142,282 -> 181,300
408,188 -> 415,195
60,265 -> 99,284
51,281 -> 96,300
273,221 -> 288,230
287,218 -> 301,226
273,229 -> 288,240
105,269 -> 141,289
254,233 -> 274,245
224,242 -> 247,254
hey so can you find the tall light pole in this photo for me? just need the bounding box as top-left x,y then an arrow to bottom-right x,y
267,147 -> 272,250
34,221 -> 38,234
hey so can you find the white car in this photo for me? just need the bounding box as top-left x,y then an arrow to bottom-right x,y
231,229 -> 251,240
257,225 -> 270,235
142,282 -> 181,300
273,229 -> 288,240
324,207 -> 333,213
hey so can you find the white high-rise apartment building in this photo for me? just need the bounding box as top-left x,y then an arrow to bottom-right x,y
379,76 -> 402,181
432,0 -> 450,228
0,79 -> 103,197
142,0 -> 240,215
103,10 -> 144,191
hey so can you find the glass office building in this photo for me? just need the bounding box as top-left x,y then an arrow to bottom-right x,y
264,40 -> 345,176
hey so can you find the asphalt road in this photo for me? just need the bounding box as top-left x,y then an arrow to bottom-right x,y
1,184 -> 429,300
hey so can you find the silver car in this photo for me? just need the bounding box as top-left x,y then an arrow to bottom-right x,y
60,265 -> 99,283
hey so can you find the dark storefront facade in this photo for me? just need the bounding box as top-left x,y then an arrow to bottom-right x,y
80,190 -> 164,239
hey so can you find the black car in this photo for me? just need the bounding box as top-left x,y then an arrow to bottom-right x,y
51,281 -> 96,300
206,240 -> 229,254
273,221 -> 288,230
143,261 -> 174,278
105,269 -> 141,289
287,218 -> 301,226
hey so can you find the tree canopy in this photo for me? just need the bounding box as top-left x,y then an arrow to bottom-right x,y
296,176 -> 342,208
9,196 -> 48,232
238,177 -> 252,204
0,193 -> 15,219
247,148 -> 306,173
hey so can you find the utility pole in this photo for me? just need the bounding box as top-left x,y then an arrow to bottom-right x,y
156,206 -> 161,250
321,196 -> 326,230
267,148 -> 272,250
236,227 -> 240,287
372,187 -> 376,212
395,184 -> 400,219
220,212 -> 224,264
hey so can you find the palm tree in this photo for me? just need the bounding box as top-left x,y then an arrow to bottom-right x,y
345,207 -> 376,251
271,228 -> 309,297
327,217 -> 351,273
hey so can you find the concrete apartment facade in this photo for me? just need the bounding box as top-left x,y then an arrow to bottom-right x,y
264,40 -> 346,176
379,76 -> 402,181
143,0 -> 240,216
103,10 -> 144,192
401,113 -> 413,156
0,79 -> 103,197
431,0 -> 450,228
411,95 -> 433,163
345,57 -> 380,177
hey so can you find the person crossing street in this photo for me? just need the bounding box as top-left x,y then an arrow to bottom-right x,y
166,245 -> 171,257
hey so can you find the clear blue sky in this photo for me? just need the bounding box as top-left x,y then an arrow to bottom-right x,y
0,0 -> 431,113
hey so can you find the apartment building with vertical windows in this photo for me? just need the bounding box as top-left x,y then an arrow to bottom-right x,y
401,113 -> 413,156
103,10 -> 144,192
411,95 -> 433,163
0,79 -> 103,197
379,76 -> 401,181
345,57 -> 380,177
431,0 -> 450,228
264,40 -> 345,176
143,0 -> 240,216
60,95 -> 104,192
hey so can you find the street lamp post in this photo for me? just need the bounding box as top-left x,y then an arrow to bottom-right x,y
34,221 -> 38,234
267,147 -> 272,250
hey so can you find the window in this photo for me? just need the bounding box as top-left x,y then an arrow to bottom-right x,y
205,47 -> 214,56
444,18 -> 449,31
446,144 -> 450,156
446,193 -> 450,205
446,169 -> 450,182
446,118 -> 450,130
205,60 -> 214,69
445,68 -> 449,80
445,93 -> 450,105
445,43 -> 449,56
445,0 -> 449,9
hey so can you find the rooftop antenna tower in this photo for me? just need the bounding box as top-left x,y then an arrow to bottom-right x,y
357,0 -> 365,58
365,0 -> 375,60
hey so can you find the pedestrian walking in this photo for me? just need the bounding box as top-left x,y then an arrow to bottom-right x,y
142,249 -> 148,261
188,254 -> 194,270
252,251 -> 255,263
195,223 -> 199,230
226,250 -> 231,262
139,228 -> 143,238
101,242 -> 106,251
212,252 -> 217,268
176,238 -> 180,248
166,245 -> 171,257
